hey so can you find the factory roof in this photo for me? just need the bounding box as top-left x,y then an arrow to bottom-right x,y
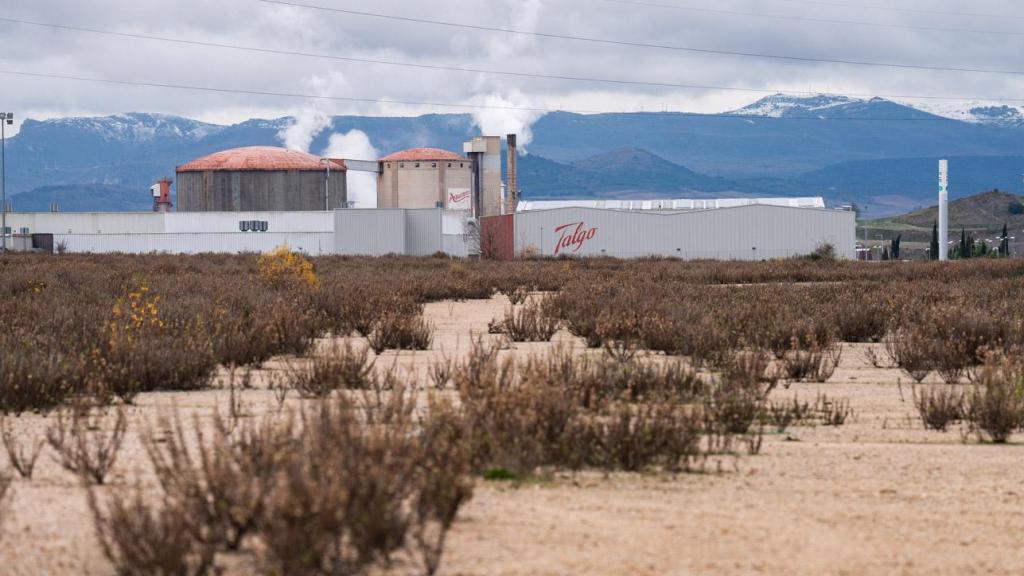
177,147 -> 346,172
517,197 -> 827,212
380,148 -> 470,163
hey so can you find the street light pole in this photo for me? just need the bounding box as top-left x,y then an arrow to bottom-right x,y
1,113 -> 11,252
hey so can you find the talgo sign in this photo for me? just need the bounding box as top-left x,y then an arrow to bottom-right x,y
553,222 -> 598,255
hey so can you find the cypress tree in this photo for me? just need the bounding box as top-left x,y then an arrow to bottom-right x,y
892,234 -> 902,260
1001,223 -> 1010,257
960,229 -> 968,259
930,221 -> 939,261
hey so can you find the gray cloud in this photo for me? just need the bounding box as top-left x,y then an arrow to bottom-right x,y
1,0 -> 1022,134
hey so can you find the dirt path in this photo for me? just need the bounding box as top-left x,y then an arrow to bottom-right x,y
1,296 -> 1023,575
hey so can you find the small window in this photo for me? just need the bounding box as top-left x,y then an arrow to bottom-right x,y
399,163 -> 404,168
460,163 -> 464,168
432,163 -> 437,168
447,163 -> 452,168
415,163 -> 420,168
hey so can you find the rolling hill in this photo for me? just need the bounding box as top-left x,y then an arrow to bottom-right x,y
4,95 -> 1023,215
862,190 -> 1024,243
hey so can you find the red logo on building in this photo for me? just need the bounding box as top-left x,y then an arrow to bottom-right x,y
448,190 -> 471,204
554,222 -> 598,255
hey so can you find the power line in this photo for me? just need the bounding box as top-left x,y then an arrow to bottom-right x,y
3,16 -> 1023,105
589,0 -> 1024,36
260,0 -> 1024,76
766,0 -> 1024,21
0,68 -> 1012,122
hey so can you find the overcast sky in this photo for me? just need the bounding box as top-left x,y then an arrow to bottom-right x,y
1,0 -> 1023,135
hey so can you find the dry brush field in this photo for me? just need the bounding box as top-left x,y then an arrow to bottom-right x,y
1,251 -> 1024,575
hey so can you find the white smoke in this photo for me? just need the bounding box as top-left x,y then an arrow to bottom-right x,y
278,108 -> 331,153
470,91 -> 546,152
322,130 -> 379,208
486,0 -> 543,59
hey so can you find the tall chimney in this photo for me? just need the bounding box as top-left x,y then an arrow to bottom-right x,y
938,160 -> 948,261
153,178 -> 174,213
506,134 -> 518,214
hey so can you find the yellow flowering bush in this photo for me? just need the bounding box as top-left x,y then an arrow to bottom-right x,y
107,281 -> 164,348
257,245 -> 319,289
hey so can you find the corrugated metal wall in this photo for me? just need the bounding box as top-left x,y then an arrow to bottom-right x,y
52,233 -> 333,255
334,209 -> 406,256
4,212 -> 164,234
177,170 -> 346,212
164,212 -> 334,233
405,210 -> 443,256
513,206 -> 855,260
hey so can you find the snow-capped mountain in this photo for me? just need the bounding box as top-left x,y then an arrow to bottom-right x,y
731,94 -> 1024,128
902,101 -> 1024,128
729,94 -> 866,117
31,112 -> 225,142
5,99 -> 1023,216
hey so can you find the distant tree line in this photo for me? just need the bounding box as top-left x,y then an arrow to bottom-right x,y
928,221 -> 1012,260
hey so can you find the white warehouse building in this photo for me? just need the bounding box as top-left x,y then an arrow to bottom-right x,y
500,204 -> 855,260
2,198 -> 855,260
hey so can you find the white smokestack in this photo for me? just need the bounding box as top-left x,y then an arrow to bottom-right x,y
322,130 -> 379,208
939,159 -> 949,262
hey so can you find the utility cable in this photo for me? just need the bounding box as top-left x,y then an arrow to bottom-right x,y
0,68 -> 1015,122
3,15 -> 1023,105
259,0 -> 1024,76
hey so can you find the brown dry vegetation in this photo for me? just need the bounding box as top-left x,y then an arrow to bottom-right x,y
3,253 -> 1024,574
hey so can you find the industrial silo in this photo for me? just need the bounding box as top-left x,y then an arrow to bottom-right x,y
376,148 -> 473,211
176,146 -> 347,212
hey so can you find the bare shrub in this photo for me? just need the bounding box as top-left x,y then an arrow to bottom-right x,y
428,353 -> 453,390
257,393 -> 455,575
94,390 -> 473,576
596,310 -> 643,363
288,341 -> 376,398
965,355 -> 1024,443
495,282 -> 530,306
572,401 -> 706,472
705,350 -> 778,435
761,396 -> 813,433
815,394 -> 853,427
145,411 -> 287,554
1,417 -> 45,479
781,337 -> 842,383
501,297 -> 559,342
0,342 -> 85,415
46,406 -> 128,485
865,346 -> 896,369
453,346 -> 714,476
412,396 -> 475,576
886,328 -> 934,383
88,486 -> 213,576
913,385 -> 964,432
368,311 -> 434,354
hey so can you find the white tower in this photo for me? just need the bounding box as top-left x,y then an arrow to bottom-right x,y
939,160 -> 949,262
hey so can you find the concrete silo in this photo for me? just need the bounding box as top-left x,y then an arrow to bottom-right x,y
176,146 -> 346,212
376,148 -> 473,211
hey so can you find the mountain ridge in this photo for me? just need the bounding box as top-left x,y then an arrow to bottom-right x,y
5,95 -> 1023,216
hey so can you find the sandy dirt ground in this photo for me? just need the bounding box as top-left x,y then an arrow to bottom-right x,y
2,295 -> 1024,575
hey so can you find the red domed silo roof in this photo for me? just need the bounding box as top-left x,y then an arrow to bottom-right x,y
380,147 -> 469,163
177,146 -> 346,172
